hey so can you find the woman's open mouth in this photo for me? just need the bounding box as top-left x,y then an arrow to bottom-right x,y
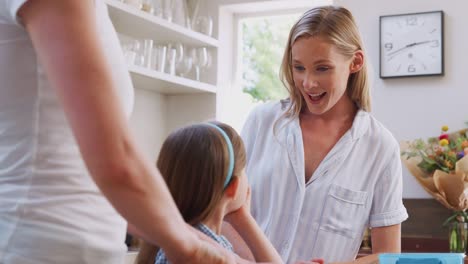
307,92 -> 326,103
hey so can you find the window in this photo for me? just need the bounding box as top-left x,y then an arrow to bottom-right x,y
240,14 -> 299,102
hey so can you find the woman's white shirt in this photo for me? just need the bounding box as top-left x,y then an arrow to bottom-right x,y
0,1 -> 134,263
241,100 -> 408,263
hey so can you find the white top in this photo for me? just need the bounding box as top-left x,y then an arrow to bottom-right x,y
241,100 -> 408,263
0,1 -> 134,263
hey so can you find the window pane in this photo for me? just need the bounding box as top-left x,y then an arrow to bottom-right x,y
241,15 -> 299,102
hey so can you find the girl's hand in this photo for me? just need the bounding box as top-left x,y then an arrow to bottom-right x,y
224,187 -> 252,225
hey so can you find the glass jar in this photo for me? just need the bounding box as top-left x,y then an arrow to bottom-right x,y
449,222 -> 467,253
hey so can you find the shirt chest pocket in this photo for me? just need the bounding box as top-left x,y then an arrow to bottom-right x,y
320,184 -> 369,239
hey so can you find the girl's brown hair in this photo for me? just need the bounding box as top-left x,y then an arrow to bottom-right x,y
280,5 -> 370,120
136,121 -> 246,264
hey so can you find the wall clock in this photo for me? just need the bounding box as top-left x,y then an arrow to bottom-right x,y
380,11 -> 444,78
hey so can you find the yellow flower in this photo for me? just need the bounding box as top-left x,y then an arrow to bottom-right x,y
442,125 -> 449,132
439,139 -> 449,146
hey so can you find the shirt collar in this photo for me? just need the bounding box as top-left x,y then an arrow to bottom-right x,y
348,109 -> 370,141
278,99 -> 371,143
195,223 -> 232,248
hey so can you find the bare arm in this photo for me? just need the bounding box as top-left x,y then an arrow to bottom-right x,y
224,189 -> 283,263
331,224 -> 401,264
222,222 -> 256,261
227,214 -> 282,263
370,224 -> 401,254
18,1 -> 232,263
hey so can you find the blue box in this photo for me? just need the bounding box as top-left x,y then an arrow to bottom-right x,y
379,253 -> 465,264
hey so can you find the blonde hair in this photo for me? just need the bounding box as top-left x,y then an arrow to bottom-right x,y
280,5 -> 370,119
136,122 -> 246,264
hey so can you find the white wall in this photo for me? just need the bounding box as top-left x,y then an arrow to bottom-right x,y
166,94 -> 217,132
129,91 -> 217,162
334,0 -> 468,198
129,89 -> 166,162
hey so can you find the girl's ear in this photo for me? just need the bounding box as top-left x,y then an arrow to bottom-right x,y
350,50 -> 364,73
224,176 -> 239,198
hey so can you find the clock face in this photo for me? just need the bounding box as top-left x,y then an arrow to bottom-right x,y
380,11 -> 444,78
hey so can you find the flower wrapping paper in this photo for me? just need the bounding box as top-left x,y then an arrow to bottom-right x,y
401,136 -> 468,211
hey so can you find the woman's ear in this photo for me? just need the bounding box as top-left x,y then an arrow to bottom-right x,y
224,176 -> 239,199
350,50 -> 364,73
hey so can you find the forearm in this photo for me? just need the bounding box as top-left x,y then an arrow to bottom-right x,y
229,214 -> 283,263
95,144 -> 196,259
222,222 -> 255,261
331,224 -> 402,264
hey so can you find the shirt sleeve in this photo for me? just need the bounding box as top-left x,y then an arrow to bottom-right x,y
0,0 -> 29,25
369,143 -> 409,228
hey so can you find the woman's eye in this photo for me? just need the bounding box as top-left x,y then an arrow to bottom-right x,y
293,65 -> 305,71
317,66 -> 329,72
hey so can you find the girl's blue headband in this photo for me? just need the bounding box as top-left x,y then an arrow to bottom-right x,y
204,123 -> 234,188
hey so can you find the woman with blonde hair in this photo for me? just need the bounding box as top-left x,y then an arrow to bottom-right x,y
234,5 -> 408,263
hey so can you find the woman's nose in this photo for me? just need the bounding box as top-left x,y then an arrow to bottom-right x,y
303,75 -> 319,90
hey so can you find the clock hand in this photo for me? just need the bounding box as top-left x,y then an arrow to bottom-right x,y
387,40 -> 432,57
411,40 -> 432,46
387,45 -> 410,57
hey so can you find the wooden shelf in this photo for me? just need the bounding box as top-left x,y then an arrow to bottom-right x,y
106,0 -> 219,48
128,65 -> 217,94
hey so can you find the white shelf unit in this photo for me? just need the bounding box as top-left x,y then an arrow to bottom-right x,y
106,0 -> 219,162
106,0 -> 219,48
106,0 -> 218,93
128,65 -> 217,94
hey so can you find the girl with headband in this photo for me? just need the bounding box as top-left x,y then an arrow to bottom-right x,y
135,122 -> 283,264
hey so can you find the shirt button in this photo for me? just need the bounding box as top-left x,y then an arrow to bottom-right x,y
283,242 -> 290,251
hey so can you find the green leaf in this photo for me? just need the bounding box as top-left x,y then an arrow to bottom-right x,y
444,213 -> 460,226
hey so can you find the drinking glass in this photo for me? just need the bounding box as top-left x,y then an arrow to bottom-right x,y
194,16 -> 213,36
162,0 -> 173,22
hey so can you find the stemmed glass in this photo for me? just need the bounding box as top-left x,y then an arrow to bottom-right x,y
202,48 -> 213,73
174,44 -> 192,78
177,55 -> 193,78
190,47 -> 208,81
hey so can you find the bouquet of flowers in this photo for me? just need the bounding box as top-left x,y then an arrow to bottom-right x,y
401,125 -> 468,210
400,124 -> 468,252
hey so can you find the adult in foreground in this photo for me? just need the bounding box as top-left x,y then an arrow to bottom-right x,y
0,1 -> 236,263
